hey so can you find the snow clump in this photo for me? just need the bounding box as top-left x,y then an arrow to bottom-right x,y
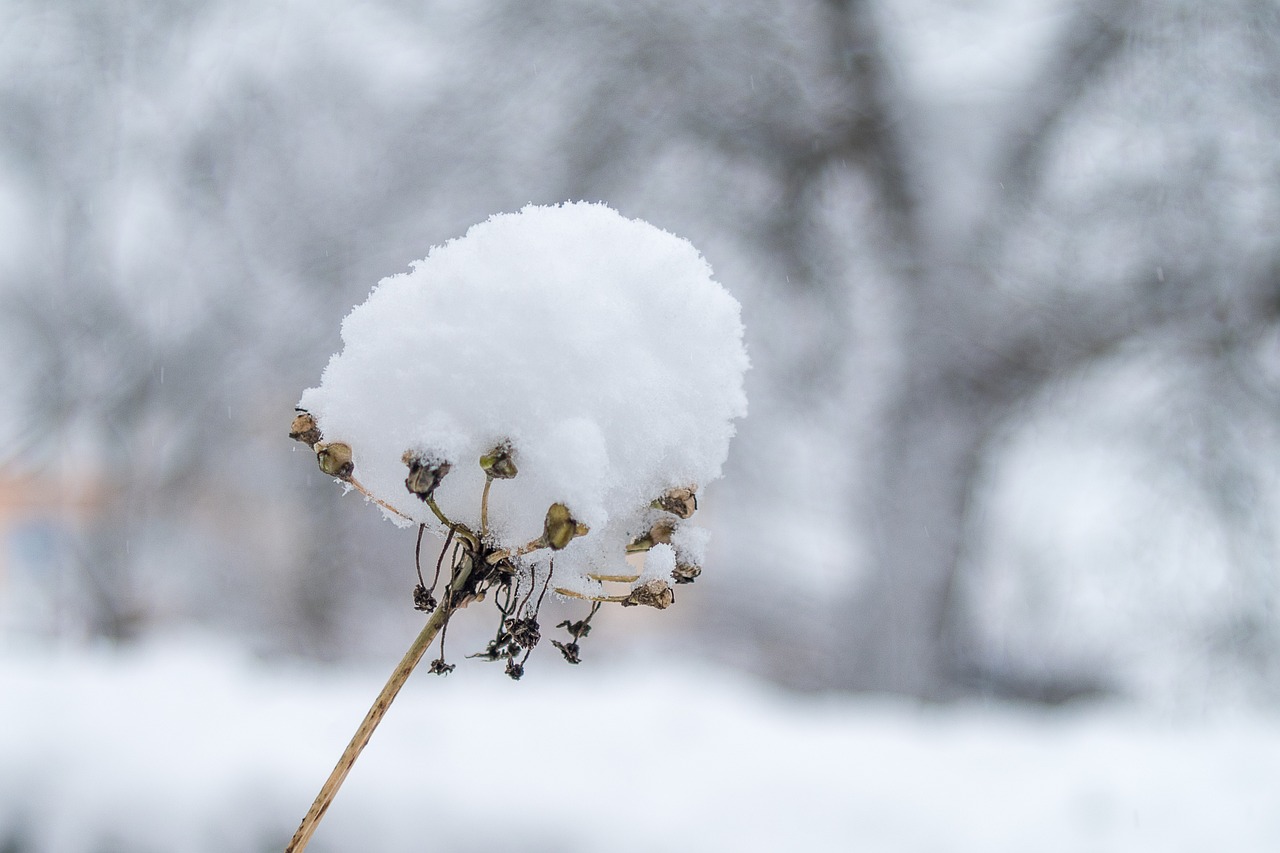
297,202 -> 747,599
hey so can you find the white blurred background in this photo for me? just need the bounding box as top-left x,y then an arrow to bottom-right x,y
2,1 -> 1279,850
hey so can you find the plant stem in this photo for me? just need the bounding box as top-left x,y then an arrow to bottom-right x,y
346,476 -> 412,522
284,554 -> 475,852
554,586 -> 630,603
480,475 -> 493,538
424,496 -> 480,550
485,536 -> 546,565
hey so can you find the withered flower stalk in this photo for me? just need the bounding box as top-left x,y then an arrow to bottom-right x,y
284,550 -> 476,853
286,420 -> 702,853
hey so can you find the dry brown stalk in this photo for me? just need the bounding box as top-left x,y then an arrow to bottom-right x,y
283,553 -> 475,852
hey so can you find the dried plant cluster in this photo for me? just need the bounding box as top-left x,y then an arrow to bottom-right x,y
291,409 -> 701,675
282,204 -> 745,852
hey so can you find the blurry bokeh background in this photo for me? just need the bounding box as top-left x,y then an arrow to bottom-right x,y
2,1 -> 1279,850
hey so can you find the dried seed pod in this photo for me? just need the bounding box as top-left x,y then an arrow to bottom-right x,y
506,617 -> 541,649
428,659 -> 455,676
413,584 -> 437,612
671,562 -> 702,585
315,442 -> 354,479
551,640 -> 582,664
626,517 -> 677,553
621,578 -> 674,610
543,502 -> 589,550
556,618 -> 593,639
289,411 -> 322,447
650,518 -> 676,544
653,486 -> 697,519
479,444 -> 518,479
403,451 -> 451,500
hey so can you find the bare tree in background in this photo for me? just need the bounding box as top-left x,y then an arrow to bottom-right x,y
3,0 -> 1277,699
488,0 -> 1280,699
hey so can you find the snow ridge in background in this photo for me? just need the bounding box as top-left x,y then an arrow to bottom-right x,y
300,202 -> 748,595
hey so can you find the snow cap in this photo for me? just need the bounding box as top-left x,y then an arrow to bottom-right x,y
299,202 -> 747,596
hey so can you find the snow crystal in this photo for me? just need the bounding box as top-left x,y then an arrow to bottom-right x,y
641,542 -> 677,582
299,202 -> 748,596
670,524 -> 710,568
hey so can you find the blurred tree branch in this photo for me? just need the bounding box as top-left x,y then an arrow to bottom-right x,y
4,0 -> 1278,701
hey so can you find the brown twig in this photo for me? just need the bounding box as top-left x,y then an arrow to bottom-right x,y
485,536 -> 546,565
554,586 -> 630,603
424,495 -> 480,550
587,572 -> 641,583
284,552 -> 476,852
347,476 -> 413,522
414,524 -> 427,587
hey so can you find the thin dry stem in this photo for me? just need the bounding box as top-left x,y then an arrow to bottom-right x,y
554,586 -> 631,603
480,475 -> 493,538
486,536 -> 547,565
284,554 -> 475,853
424,496 -> 480,550
346,476 -> 412,522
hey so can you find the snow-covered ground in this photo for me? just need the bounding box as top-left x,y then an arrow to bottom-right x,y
1,637 -> 1277,853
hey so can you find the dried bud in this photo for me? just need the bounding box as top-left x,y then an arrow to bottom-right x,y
428,659 -> 455,676
403,451 -> 451,500
315,442 -> 354,479
506,617 -> 541,649
289,411 -> 322,447
543,502 -> 589,550
626,518 -> 677,553
552,639 -> 582,664
672,562 -> 702,585
479,444 -> 518,479
556,618 -> 593,639
653,486 -> 697,519
622,578 -> 675,610
413,584 -> 437,612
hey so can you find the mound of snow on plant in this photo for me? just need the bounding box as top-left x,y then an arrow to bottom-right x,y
299,202 -> 748,597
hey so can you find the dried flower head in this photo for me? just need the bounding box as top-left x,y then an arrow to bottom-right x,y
285,203 -> 746,853
297,202 -> 745,605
